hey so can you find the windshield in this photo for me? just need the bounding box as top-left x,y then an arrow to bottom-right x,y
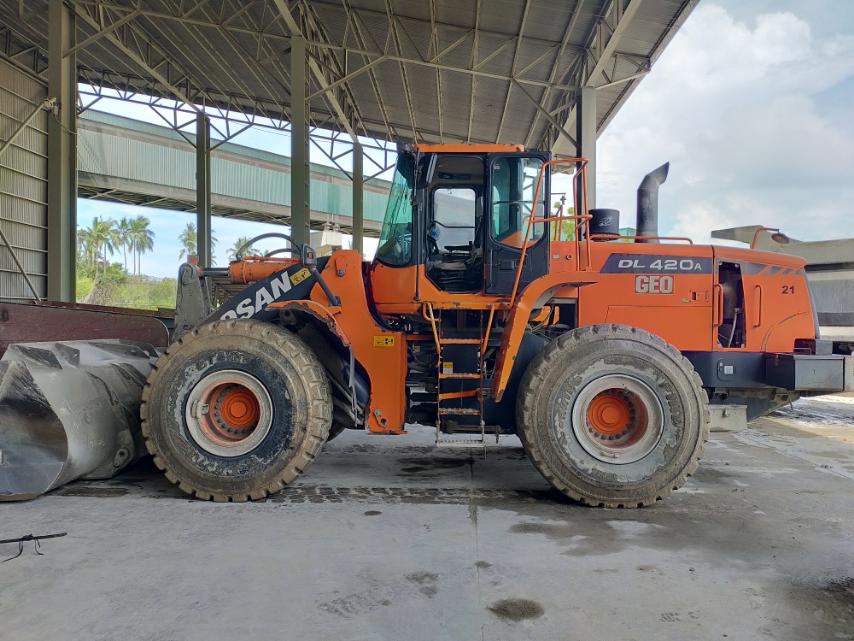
374,153 -> 415,266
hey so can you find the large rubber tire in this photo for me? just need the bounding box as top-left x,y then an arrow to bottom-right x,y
141,319 -> 332,502
517,324 -> 709,507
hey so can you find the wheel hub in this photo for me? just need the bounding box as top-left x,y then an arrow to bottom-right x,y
571,374 -> 663,464
185,370 -> 273,457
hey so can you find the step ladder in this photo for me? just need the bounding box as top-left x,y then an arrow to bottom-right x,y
425,303 -> 499,449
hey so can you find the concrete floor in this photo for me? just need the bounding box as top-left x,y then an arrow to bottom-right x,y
1,396 -> 853,641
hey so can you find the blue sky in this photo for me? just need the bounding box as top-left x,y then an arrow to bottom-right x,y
78,1 -> 854,277
596,1 -> 854,242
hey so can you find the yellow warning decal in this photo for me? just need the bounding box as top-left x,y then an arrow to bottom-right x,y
290,267 -> 311,285
373,335 -> 396,347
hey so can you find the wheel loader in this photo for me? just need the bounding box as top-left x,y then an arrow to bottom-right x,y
141,144 -> 852,506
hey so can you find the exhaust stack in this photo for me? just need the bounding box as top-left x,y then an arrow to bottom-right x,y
635,162 -> 669,243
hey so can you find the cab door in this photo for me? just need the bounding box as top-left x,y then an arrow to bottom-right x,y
485,153 -> 550,294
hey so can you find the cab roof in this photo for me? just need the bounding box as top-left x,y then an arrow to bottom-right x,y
412,144 -> 525,154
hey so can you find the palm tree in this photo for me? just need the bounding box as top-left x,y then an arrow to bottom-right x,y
129,216 -> 155,276
228,236 -> 255,261
88,217 -> 116,276
77,227 -> 96,272
179,222 -> 218,262
178,222 -> 197,259
116,217 -> 133,270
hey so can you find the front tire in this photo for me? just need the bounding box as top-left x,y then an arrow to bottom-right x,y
516,324 -> 709,507
141,320 -> 332,501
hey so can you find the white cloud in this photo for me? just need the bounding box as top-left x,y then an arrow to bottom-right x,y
597,4 -> 854,243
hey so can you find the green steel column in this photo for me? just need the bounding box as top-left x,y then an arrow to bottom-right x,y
352,142 -> 363,255
196,112 -> 211,267
576,86 -> 597,209
47,0 -> 77,301
290,35 -> 309,246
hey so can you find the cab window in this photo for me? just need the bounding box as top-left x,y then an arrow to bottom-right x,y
432,187 -> 476,251
491,157 -> 545,247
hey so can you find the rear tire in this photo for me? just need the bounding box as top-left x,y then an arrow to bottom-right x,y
516,324 -> 709,507
141,320 -> 332,501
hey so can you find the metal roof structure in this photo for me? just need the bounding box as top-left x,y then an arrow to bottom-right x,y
1,0 -> 697,151
0,0 -> 696,300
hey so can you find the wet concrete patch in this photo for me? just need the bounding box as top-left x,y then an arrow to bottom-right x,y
780,576 -> 854,638
398,456 -> 471,476
406,571 -> 439,598
55,486 -> 128,497
487,598 -> 544,621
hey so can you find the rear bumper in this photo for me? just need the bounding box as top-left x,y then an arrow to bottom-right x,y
684,351 -> 853,393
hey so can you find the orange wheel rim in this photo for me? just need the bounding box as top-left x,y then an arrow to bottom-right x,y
586,392 -> 631,436
201,383 -> 262,445
572,375 -> 664,464
217,387 -> 261,430
584,388 -> 649,448
186,370 -> 273,458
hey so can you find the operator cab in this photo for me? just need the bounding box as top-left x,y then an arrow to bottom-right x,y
372,144 -> 551,297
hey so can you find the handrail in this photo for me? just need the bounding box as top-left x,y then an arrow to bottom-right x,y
529,214 -> 593,224
508,157 -> 590,305
590,234 -> 694,244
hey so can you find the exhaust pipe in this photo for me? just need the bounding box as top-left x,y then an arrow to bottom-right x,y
635,162 -> 669,243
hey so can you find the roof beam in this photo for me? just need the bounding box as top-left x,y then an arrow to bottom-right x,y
385,0 -> 419,142
340,0 -> 397,139
584,0 -> 644,88
466,0 -> 481,143
307,0 -> 585,57
512,79 -> 576,149
524,0 -> 585,148
64,8 -> 141,57
552,0 -> 644,154
495,0 -> 530,142
292,46 -> 581,92
271,0 -> 358,141
71,3 -> 203,116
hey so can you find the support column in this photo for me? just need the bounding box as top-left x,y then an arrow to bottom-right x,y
196,113 -> 211,267
352,143 -> 363,256
47,0 -> 77,301
290,35 -> 310,247
576,86 -> 597,209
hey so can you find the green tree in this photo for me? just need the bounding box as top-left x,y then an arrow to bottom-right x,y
178,222 -> 197,259
178,222 -> 218,263
551,200 -> 576,241
129,216 -> 155,275
115,217 -> 133,270
86,217 -> 116,276
228,236 -> 256,261
77,226 -> 97,273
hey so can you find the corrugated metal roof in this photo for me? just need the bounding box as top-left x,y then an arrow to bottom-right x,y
0,0 -> 697,150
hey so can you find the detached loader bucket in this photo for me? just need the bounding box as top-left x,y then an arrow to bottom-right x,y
0,340 -> 157,501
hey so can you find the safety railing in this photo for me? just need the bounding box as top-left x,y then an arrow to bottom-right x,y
589,234 -> 694,244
